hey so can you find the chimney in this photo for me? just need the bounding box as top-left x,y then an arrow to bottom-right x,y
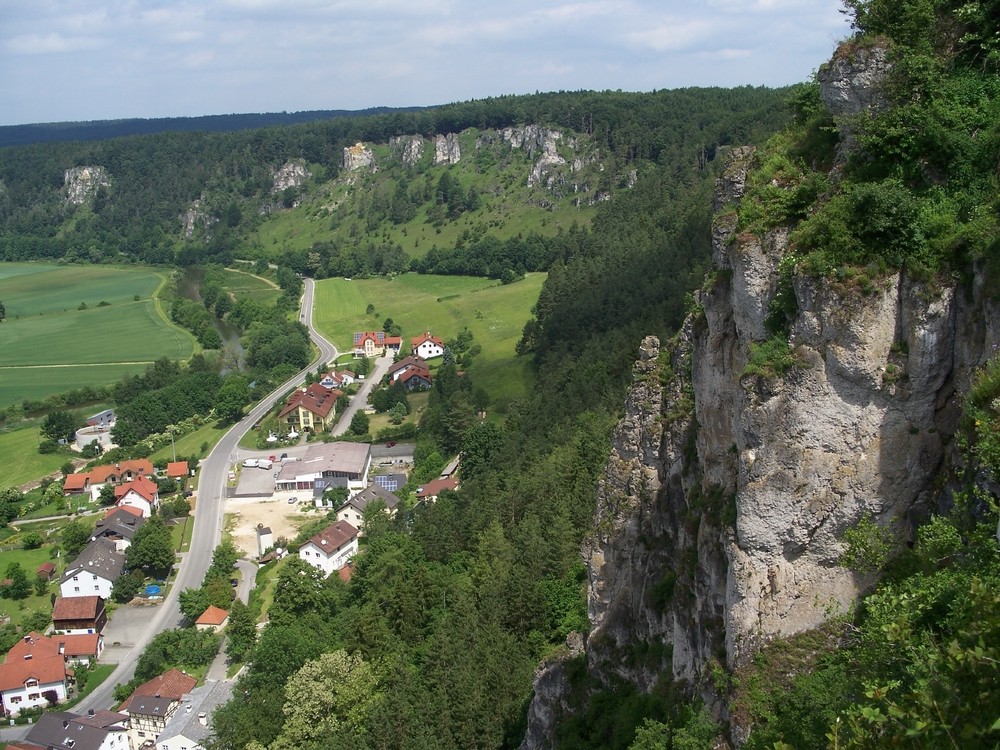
185,703 -> 192,713
198,712 -> 207,726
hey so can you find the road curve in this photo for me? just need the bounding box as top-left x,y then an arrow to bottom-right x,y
76,277 -> 336,713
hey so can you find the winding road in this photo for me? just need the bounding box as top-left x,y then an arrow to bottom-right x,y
69,277 -> 337,715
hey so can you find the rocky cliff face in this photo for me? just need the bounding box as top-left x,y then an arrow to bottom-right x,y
434,133 -> 461,165
390,135 -> 424,166
272,159 -> 311,192
520,46 -> 1000,749
344,142 -> 376,172
64,165 -> 110,206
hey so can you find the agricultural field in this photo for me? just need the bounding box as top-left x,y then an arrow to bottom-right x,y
314,272 -> 545,410
0,263 -> 196,407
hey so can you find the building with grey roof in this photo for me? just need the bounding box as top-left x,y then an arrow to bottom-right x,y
24,709 -> 128,750
59,538 -> 125,600
156,680 -> 233,750
336,483 -> 400,531
275,442 -> 371,493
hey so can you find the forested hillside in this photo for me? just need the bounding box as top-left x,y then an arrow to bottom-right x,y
0,88 -> 786,276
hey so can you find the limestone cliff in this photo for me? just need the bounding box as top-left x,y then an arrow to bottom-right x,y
64,165 -> 110,206
521,45 -> 1000,749
343,142 -> 377,172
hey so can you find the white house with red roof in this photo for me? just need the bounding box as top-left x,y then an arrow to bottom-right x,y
319,369 -> 357,389
411,331 -> 445,360
0,634 -> 70,715
114,477 -> 159,517
298,521 -> 358,577
64,459 -> 155,499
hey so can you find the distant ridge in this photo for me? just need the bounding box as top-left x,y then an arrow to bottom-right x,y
0,106 -> 431,148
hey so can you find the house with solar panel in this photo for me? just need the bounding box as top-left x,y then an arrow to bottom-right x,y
353,331 -> 401,358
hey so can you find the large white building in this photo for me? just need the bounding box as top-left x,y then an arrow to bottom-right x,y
275,442 -> 372,493
59,539 -> 124,600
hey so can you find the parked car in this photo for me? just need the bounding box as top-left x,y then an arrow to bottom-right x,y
268,455 -> 277,461
279,452 -> 288,460
229,578 -> 239,587
385,441 -> 397,448
288,496 -> 298,504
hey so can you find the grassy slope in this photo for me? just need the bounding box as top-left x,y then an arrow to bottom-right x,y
0,427 -> 67,487
250,127 -> 598,259
0,264 -> 196,406
314,272 -> 544,409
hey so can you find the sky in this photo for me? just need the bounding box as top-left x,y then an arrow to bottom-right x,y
0,0 -> 853,127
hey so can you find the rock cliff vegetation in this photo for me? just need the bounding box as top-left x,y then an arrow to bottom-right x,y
522,2 -> 1000,748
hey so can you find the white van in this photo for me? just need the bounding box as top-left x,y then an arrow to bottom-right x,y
258,459 -> 273,470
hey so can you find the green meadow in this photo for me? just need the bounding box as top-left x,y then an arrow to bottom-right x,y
222,267 -> 282,306
313,272 -> 545,409
0,427 -> 67,487
0,263 -> 195,407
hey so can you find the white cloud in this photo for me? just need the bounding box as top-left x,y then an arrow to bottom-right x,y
5,32 -> 104,55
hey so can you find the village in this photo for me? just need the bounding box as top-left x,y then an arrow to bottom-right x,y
0,328 -> 461,750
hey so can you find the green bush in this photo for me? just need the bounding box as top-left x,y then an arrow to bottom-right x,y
743,336 -> 798,380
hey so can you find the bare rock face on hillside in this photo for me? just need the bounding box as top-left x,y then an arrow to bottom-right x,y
272,159 -> 311,193
389,135 -> 424,166
434,133 -> 461,165
520,55 -> 1000,750
64,165 -> 110,206
343,142 -> 376,172
817,42 -> 890,162
180,197 -> 217,240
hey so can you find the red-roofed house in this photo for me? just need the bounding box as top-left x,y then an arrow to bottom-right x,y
279,384 -> 342,433
63,473 -> 91,495
387,356 -> 433,390
52,596 -> 107,635
118,668 -> 197,747
88,459 -> 154,486
36,562 -> 56,581
411,331 -> 445,360
319,370 -> 357,389
194,605 -> 229,632
55,633 -> 103,665
416,476 -> 460,502
354,331 -> 383,358
63,459 -> 155,499
114,477 -> 159,517
117,668 -> 197,712
0,634 -> 69,716
165,461 -> 189,480
384,335 -> 402,353
298,521 -> 358,577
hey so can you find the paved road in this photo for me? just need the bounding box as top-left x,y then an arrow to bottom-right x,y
66,278 -> 337,716
331,354 -> 392,436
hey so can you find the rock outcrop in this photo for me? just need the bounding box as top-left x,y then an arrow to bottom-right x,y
817,42 -> 890,162
434,133 -> 461,165
343,142 -> 376,172
390,135 -> 424,166
521,56 -> 1000,748
272,159 -> 311,193
64,165 -> 110,206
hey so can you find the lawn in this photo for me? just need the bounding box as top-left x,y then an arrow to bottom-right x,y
0,427 -> 68,488
222,267 -> 282,306
0,263 -> 196,408
149,421 -> 230,463
0,545 -> 61,628
314,272 -> 544,409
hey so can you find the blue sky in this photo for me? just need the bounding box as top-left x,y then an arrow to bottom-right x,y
0,0 -> 852,126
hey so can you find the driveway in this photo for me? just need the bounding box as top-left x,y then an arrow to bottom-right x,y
332,354 -> 392,436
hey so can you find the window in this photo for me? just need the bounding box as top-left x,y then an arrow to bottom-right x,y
10,696 -> 21,704
74,587 -> 80,592
72,576 -> 79,581
25,680 -> 37,688
27,693 -> 39,700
